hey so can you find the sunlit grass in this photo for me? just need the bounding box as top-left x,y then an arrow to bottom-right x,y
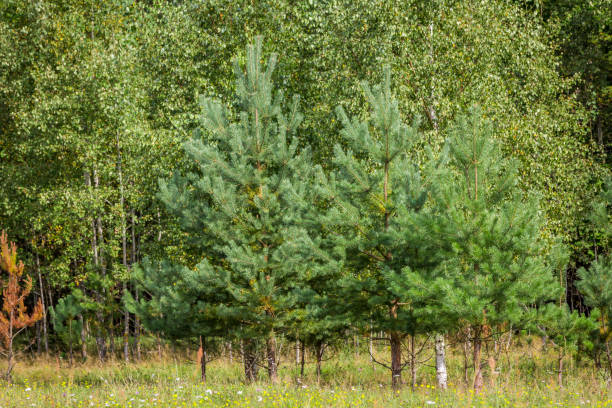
1,343 -> 610,407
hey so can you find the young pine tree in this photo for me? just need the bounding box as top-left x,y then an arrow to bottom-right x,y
318,67 -> 447,390
0,231 -> 43,383
49,292 -> 85,366
577,177 -> 612,376
438,108 -> 555,392
151,37 -> 318,383
128,259 -> 229,383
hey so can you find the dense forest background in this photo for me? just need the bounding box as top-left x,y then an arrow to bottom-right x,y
0,0 -> 610,390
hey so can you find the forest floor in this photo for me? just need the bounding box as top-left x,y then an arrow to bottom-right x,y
0,343 -> 611,407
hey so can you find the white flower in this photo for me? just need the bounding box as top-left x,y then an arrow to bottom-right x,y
237,390 -> 243,395
205,389 -> 213,395
257,396 -> 263,402
301,385 -> 307,388
426,401 -> 436,405
25,387 -> 31,391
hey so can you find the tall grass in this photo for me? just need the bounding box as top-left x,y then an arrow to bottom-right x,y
0,339 -> 610,407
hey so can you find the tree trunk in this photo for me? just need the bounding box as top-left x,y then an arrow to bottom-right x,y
91,169 -> 108,362
68,320 -> 74,367
463,329 -> 470,384
199,336 -> 207,383
228,341 -> 233,363
266,332 -> 279,383
390,331 -> 402,390
410,335 -> 417,389
243,339 -> 258,383
122,289 -> 130,362
36,252 -> 48,356
295,339 -> 300,365
95,327 -> 107,362
299,341 -> 305,379
5,310 -> 14,383
369,328 -> 373,363
315,341 -> 324,383
472,330 -> 483,393
78,314 -> 87,361
134,287 -> 141,361
488,355 -> 497,387
116,134 -> 130,364
605,341 -> 612,379
132,210 -> 141,361
36,321 -> 41,354
435,333 -> 448,390
558,350 -> 563,387
108,321 -> 115,359
6,335 -> 13,384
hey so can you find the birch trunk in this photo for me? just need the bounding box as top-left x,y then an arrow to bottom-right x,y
93,169 -> 107,362
36,252 -> 48,356
132,210 -> 141,361
435,333 -> 448,390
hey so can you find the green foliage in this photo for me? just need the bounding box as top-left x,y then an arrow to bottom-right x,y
436,108 -> 557,329
0,0 -> 609,375
137,38 -> 323,357
319,66 -> 439,335
533,303 -> 598,365
50,292 -> 85,350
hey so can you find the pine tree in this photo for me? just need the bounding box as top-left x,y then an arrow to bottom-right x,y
140,37 -> 318,383
49,292 -> 85,366
127,258 -> 230,383
283,223 -> 348,382
437,108 -> 555,392
577,177 -> 612,376
0,231 -> 43,383
318,67 -> 447,390
533,303 -> 597,387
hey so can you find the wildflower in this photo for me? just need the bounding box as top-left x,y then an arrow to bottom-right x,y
25,387 -> 31,391
426,401 -> 436,405
257,396 -> 263,402
237,390 -> 243,395
205,389 -> 213,395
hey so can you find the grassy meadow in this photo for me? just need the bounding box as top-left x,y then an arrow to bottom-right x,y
1,340 -> 611,408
